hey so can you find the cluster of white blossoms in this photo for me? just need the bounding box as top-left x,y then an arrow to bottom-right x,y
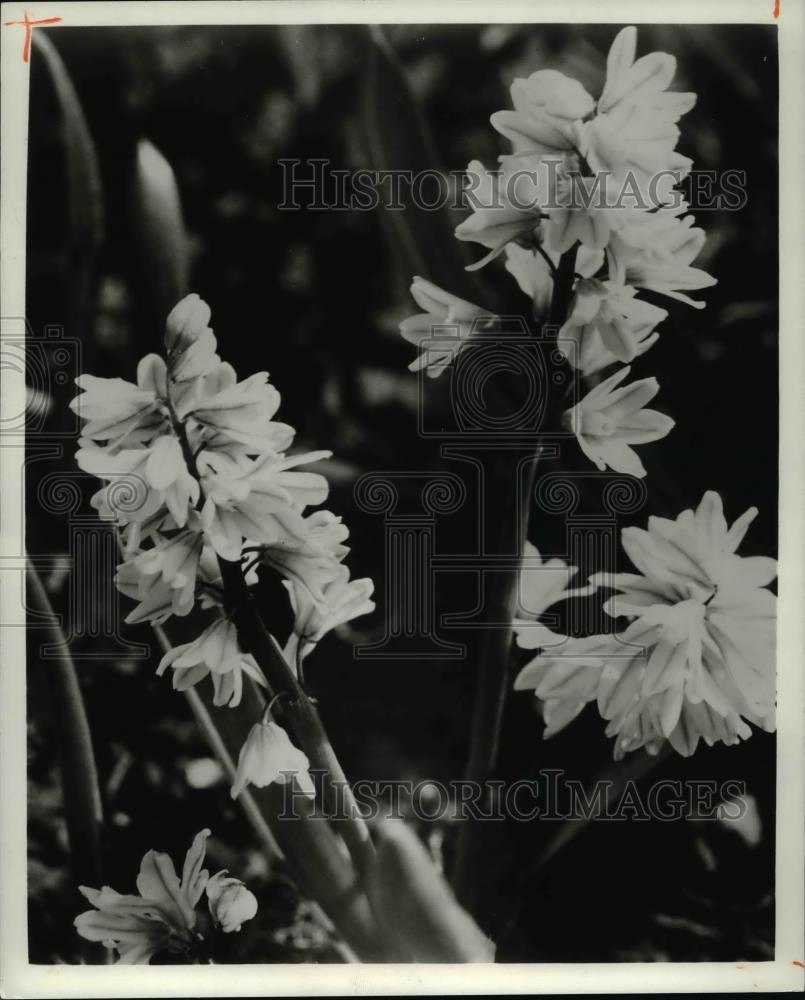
72,294 -> 374,793
514,493 -> 776,759
399,26 -> 717,479
74,829 -> 257,964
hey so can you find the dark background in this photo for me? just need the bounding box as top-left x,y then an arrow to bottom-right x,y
26,22 -> 777,962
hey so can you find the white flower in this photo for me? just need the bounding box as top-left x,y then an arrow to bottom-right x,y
607,211 -> 716,308
562,365 -> 674,478
165,294 -> 221,382
165,293 -> 211,353
260,510 -> 350,603
78,437 -> 199,528
157,618 -> 267,708
399,276 -> 493,378
74,829 -> 211,964
583,27 -> 696,202
73,294 -> 369,697
454,159 -> 550,268
611,492 -> 777,599
117,558 -> 193,626
199,450 -> 331,561
512,541 -> 594,650
70,354 -> 169,448
183,371 -> 289,454
581,105 -> 692,199
598,26 -> 696,120
514,632 -> 610,738
283,565 -> 375,665
459,24 -> 703,280
542,165 -> 630,255
231,720 -> 316,799
516,493 -> 776,758
557,278 -> 667,372
113,529 -> 206,622
205,872 -> 258,933
504,234 -> 603,316
134,529 -> 203,593
490,69 -> 593,155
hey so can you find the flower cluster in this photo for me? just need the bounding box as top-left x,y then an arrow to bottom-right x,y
399,26 -> 716,478
514,493 -> 776,758
74,829 -> 257,964
72,295 -> 375,707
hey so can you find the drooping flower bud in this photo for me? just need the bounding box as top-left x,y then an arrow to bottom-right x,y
231,721 -> 316,799
205,871 -> 258,933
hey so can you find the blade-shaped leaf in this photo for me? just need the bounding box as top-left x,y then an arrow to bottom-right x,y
360,26 -> 488,306
129,139 -> 190,324
31,32 -> 104,317
368,818 -> 496,962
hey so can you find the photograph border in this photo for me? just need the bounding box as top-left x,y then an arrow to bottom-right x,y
1,0 -> 802,994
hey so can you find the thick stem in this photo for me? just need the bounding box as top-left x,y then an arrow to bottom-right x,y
450,244 -> 579,909
149,617 -> 377,960
449,454 -> 538,906
150,624 -> 360,963
168,392 -> 376,883
217,558 -> 377,885
548,243 -> 579,329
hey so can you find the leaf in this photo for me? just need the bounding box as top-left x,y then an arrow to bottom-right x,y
367,818 -> 496,962
129,139 -> 190,324
26,559 -> 105,890
31,32 -> 104,316
359,26 -> 487,305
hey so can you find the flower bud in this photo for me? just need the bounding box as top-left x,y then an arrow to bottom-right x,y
165,293 -> 212,354
231,721 -> 316,799
205,871 -> 258,933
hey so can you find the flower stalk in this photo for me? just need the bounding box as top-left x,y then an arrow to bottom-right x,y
216,557 -> 377,883
450,246 -> 579,908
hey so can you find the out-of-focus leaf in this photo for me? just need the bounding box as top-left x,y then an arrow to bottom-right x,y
360,26 -> 487,306
367,818 -> 496,962
31,32 -> 104,316
26,558 -> 105,961
129,139 -> 189,322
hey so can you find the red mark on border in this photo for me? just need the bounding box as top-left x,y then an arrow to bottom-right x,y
773,0 -> 780,17
793,960 -> 805,969
3,10 -> 63,62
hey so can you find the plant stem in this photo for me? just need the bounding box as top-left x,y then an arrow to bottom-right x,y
548,244 -> 579,328
216,558 -> 377,885
449,453 -> 538,907
150,621 -> 283,863
149,618 -> 371,961
166,388 -> 375,879
450,244 -> 579,910
153,402 -> 380,949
